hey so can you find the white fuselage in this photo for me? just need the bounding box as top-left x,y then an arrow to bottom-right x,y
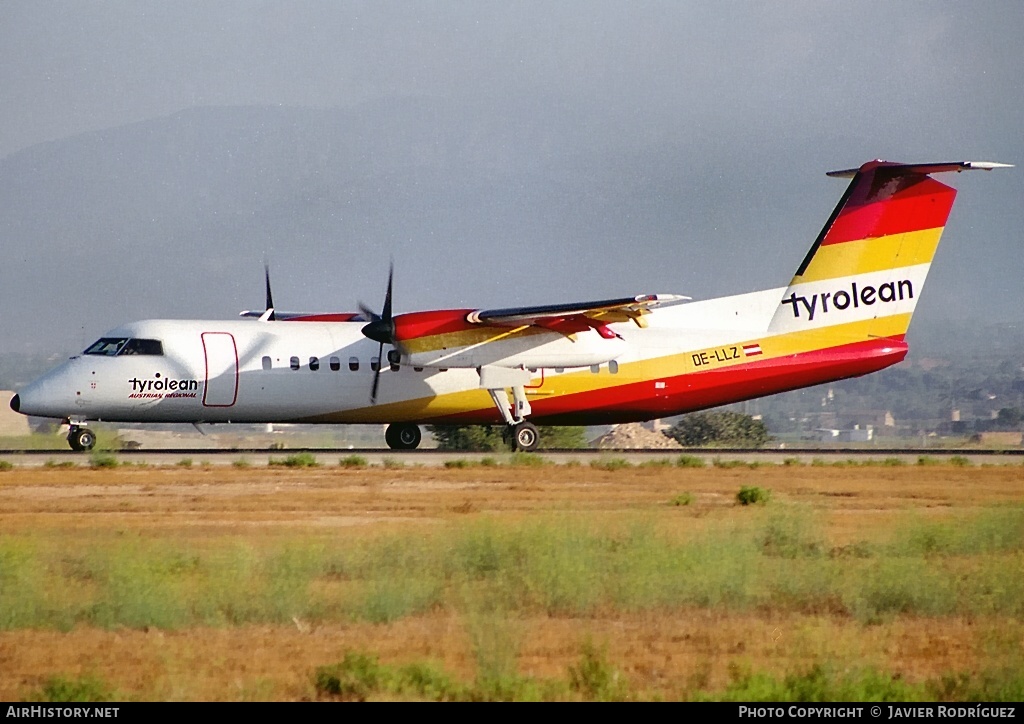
14,288 -> 786,426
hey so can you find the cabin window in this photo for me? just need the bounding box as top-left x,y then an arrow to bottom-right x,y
290,356 -> 300,371
609,360 -> 619,374
414,367 -> 424,372
370,357 -> 380,372
262,356 -> 272,371
590,364 -> 600,374
309,357 -> 320,371
329,356 -> 340,371
349,357 -> 359,371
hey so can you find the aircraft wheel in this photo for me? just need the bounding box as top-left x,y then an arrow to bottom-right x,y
385,423 -> 421,450
67,427 -> 96,452
511,421 -> 539,452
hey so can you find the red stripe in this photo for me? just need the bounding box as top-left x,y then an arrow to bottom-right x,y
823,173 -> 956,246
428,337 -> 907,426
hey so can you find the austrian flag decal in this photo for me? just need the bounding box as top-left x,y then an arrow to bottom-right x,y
743,343 -> 763,357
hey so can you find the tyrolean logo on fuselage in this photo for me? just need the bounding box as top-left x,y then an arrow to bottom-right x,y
128,374 -> 199,399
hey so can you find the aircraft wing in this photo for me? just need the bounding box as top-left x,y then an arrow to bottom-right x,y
465,294 -> 689,336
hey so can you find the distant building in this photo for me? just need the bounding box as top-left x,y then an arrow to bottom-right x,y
814,425 -> 874,443
842,410 -> 895,429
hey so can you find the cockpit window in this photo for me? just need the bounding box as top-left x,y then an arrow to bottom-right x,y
84,338 -> 163,356
120,339 -> 163,355
84,338 -> 128,356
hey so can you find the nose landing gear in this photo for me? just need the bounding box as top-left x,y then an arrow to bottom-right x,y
67,426 -> 96,452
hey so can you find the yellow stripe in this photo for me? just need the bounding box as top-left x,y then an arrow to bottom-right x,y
307,315 -> 912,423
795,227 -> 943,283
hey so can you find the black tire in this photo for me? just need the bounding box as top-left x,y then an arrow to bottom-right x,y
385,423 -> 421,450
511,421 -> 539,452
67,428 -> 96,452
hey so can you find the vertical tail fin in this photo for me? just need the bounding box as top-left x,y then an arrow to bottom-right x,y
767,160 -> 1009,339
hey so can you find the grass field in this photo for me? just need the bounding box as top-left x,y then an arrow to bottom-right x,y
0,460 -> 1021,701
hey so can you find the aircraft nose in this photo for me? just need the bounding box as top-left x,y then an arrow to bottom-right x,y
9,394 -> 19,413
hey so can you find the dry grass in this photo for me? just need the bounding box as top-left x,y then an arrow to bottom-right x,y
0,463 -> 1021,700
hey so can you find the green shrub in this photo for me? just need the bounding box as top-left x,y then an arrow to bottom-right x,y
35,674 -> 116,703
917,456 -> 941,466
737,486 -> 771,505
314,652 -> 390,701
704,662 -> 925,702
948,455 -> 972,467
269,452 -> 319,468
714,458 -> 753,469
638,458 -> 674,468
43,460 -> 76,469
232,458 -> 251,468
394,661 -> 463,701
590,457 -> 632,471
670,493 -> 694,507
177,458 -> 193,468
0,460 -> 13,471
444,459 -> 472,469
88,452 -> 119,469
381,457 -> 405,469
508,453 -> 546,467
339,455 -> 368,469
665,411 -> 770,448
676,455 -> 706,468
568,640 -> 628,701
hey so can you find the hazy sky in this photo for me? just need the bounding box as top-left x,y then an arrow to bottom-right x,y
1,1 -> 1022,353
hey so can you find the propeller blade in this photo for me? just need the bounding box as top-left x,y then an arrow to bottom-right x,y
360,261 -> 396,344
370,341 -> 384,403
364,261 -> 396,404
382,261 -> 393,321
263,262 -> 276,321
358,302 -> 380,323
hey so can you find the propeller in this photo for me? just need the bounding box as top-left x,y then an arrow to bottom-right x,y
260,262 -> 276,321
359,262 -> 395,403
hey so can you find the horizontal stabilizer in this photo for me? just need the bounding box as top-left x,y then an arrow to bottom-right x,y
826,160 -> 1013,178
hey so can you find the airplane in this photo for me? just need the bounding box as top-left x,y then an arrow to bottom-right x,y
9,159 -> 1011,452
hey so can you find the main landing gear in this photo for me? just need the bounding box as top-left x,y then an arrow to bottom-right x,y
479,366 -> 540,453
67,426 -> 96,452
385,422 -> 422,450
506,420 -> 540,453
